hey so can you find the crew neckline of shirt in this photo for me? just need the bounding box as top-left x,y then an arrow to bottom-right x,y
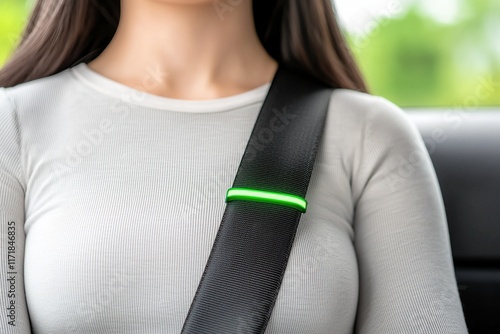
69,62 -> 272,113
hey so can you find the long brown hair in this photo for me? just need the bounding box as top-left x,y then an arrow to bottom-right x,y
0,0 -> 368,92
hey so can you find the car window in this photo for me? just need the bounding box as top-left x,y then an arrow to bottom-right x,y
335,0 -> 499,107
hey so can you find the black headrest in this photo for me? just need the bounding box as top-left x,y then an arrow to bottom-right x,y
406,109 -> 500,264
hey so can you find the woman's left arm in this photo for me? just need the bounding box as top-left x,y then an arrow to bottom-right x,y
351,97 -> 469,333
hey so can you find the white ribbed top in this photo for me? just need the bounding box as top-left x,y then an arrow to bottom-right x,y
0,62 -> 469,334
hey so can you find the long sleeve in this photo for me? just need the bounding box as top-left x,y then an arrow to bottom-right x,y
351,96 -> 469,333
0,88 -> 31,333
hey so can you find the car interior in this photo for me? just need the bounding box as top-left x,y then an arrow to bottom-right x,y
407,109 -> 500,333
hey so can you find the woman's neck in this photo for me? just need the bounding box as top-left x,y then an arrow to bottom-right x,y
87,0 -> 278,100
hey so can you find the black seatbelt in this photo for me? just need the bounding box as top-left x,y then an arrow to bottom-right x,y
181,63 -> 334,334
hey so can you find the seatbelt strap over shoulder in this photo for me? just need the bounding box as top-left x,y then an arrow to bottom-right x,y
181,63 -> 334,334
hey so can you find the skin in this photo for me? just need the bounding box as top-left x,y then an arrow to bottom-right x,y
87,0 -> 279,100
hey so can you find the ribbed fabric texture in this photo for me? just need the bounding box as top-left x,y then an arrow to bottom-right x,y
0,62 -> 469,334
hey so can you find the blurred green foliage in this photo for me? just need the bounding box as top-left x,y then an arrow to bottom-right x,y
347,0 -> 500,106
0,0 -> 29,66
0,0 -> 498,106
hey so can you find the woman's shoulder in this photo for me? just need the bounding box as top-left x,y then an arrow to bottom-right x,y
328,88 -> 411,125
1,66 -> 75,115
321,88 -> 427,197
326,88 -> 422,145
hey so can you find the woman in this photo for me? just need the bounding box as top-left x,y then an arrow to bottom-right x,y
0,0 -> 469,333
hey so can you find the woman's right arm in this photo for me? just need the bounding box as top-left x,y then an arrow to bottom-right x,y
0,88 -> 32,333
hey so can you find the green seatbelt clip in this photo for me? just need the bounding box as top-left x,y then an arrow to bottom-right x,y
225,187 -> 307,213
